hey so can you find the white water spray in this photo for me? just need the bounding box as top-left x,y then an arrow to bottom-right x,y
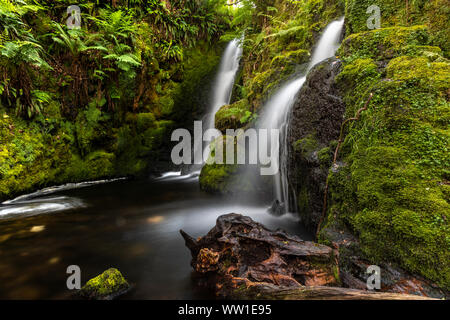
198,38 -> 243,163
205,38 -> 243,131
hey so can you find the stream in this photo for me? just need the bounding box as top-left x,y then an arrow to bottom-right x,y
0,175 -> 312,299
0,18 -> 346,300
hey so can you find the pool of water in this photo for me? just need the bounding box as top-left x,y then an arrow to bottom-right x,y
0,174 -> 312,299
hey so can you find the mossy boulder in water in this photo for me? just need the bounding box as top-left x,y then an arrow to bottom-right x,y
79,268 -> 131,300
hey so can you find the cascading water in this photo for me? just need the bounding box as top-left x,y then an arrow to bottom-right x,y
188,38 -> 242,171
259,17 -> 345,212
205,38 -> 243,132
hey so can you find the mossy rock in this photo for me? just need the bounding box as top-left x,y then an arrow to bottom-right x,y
339,25 -> 430,61
199,163 -> 238,194
79,268 -> 131,300
270,49 -> 310,68
293,134 -> 319,159
345,0 -> 449,56
323,25 -> 450,289
215,99 -> 253,133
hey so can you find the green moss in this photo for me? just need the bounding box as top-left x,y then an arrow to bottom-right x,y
199,163 -> 238,193
215,99 -> 253,132
75,105 -> 110,157
297,186 -> 310,216
318,146 -> 333,168
136,113 -> 156,133
170,42 -> 222,125
80,268 -> 130,300
339,25 -> 430,61
293,134 -> 319,158
386,56 -> 449,91
321,17 -> 450,289
270,49 -> 310,68
345,0 -> 449,56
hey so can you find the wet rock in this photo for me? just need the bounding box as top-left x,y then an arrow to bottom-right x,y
79,268 -> 132,300
286,57 -> 345,231
268,200 -> 286,216
180,213 -> 339,297
321,225 -> 449,299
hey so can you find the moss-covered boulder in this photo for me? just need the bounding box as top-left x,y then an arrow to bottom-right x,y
79,268 -> 131,300
215,99 -> 253,133
345,0 -> 449,56
338,25 -> 430,61
316,23 -> 450,291
199,163 -> 238,194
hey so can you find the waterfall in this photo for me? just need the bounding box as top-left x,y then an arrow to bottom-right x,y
205,38 -> 243,131
190,38 -> 243,167
259,17 -> 345,212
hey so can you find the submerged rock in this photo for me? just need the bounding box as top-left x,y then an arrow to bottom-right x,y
180,213 -> 339,298
79,268 -> 131,300
268,200 -> 286,216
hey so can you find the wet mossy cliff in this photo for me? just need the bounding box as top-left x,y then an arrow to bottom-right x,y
200,0 -> 346,193
0,42 -> 223,201
199,0 -> 449,294
287,2 -> 449,293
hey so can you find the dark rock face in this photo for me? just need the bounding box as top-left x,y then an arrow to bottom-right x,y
180,213 -> 338,297
286,57 -> 345,231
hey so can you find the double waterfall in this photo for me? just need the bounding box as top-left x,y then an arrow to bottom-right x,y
202,18 -> 344,213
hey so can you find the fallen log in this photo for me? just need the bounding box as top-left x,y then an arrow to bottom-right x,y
225,282 -> 435,300
180,213 -> 435,300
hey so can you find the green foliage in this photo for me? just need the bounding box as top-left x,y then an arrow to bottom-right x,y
322,24 -> 450,289
136,112 -> 156,133
75,104 -> 109,156
215,99 -> 253,132
234,0 -> 344,108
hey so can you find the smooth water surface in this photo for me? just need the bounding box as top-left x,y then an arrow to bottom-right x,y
0,176 -> 312,299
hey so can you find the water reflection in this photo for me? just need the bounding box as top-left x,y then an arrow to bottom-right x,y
0,175 -> 312,299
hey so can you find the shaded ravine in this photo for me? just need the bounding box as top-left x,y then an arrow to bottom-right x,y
0,20 -> 345,298
0,39 -> 311,300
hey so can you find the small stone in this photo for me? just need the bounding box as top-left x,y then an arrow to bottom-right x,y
79,268 -> 131,300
